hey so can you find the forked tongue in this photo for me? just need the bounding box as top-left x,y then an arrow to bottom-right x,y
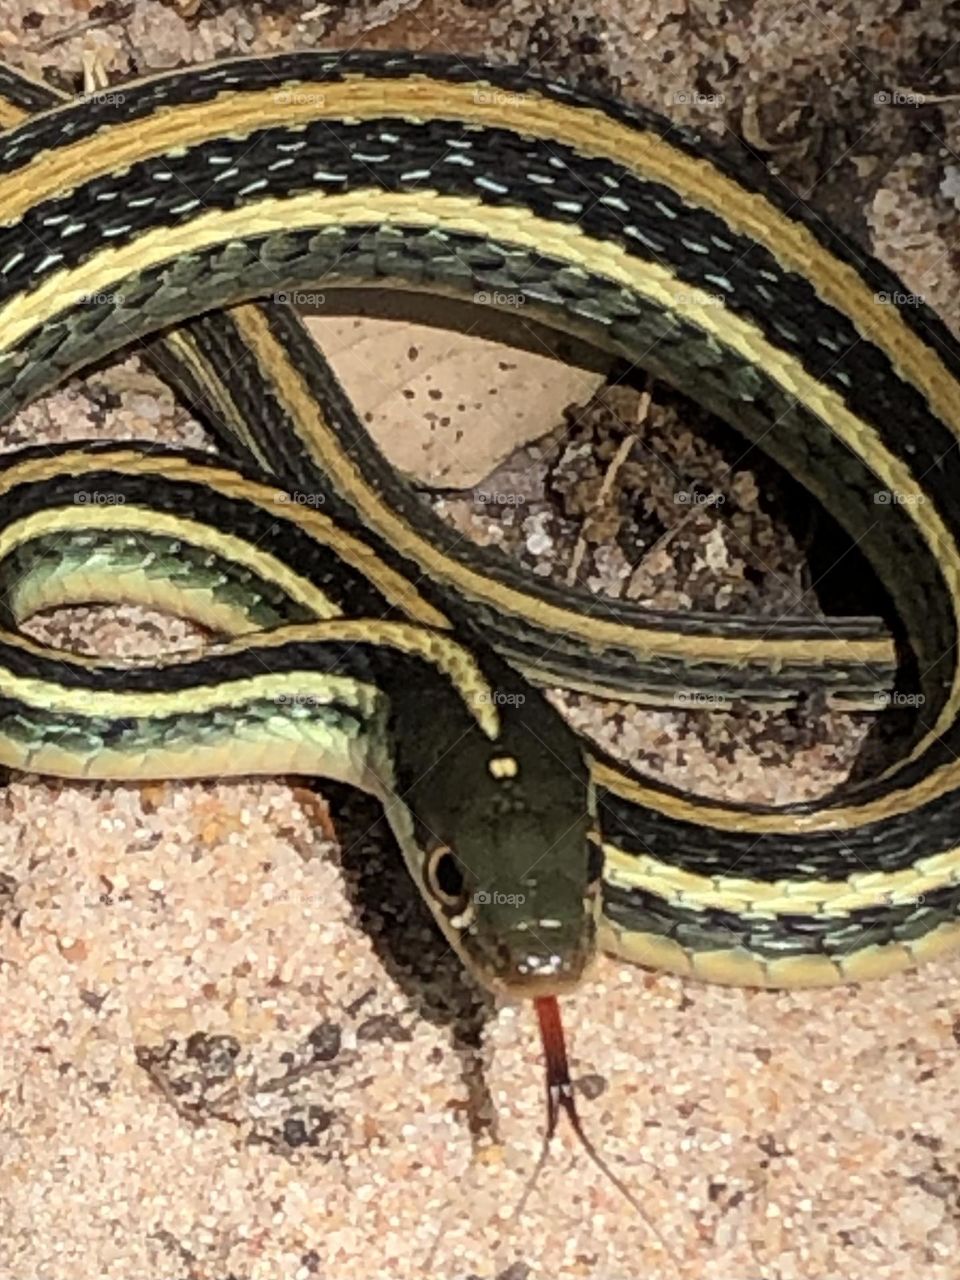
513,996 -> 674,1259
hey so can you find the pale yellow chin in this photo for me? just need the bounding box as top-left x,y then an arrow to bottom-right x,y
470,943 -> 599,1000
484,970 -> 589,1001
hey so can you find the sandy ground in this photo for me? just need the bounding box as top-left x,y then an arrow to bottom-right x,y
1,1 -> 960,1278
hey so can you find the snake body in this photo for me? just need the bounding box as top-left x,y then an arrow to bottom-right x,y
0,53 -> 959,991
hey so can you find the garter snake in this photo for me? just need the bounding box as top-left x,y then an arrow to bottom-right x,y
0,51 -> 958,997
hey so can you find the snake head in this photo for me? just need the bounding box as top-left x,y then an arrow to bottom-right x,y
389,651 -> 599,998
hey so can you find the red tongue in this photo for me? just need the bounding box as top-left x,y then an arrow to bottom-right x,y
534,995 -> 572,1139
529,996 -> 673,1258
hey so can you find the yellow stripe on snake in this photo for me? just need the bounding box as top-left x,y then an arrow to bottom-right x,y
0,51 -> 957,1005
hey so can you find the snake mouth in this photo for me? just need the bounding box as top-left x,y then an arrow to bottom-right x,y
487,970 -> 587,1000
475,927 -> 596,999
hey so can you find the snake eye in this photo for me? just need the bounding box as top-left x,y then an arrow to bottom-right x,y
426,844 -> 468,907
